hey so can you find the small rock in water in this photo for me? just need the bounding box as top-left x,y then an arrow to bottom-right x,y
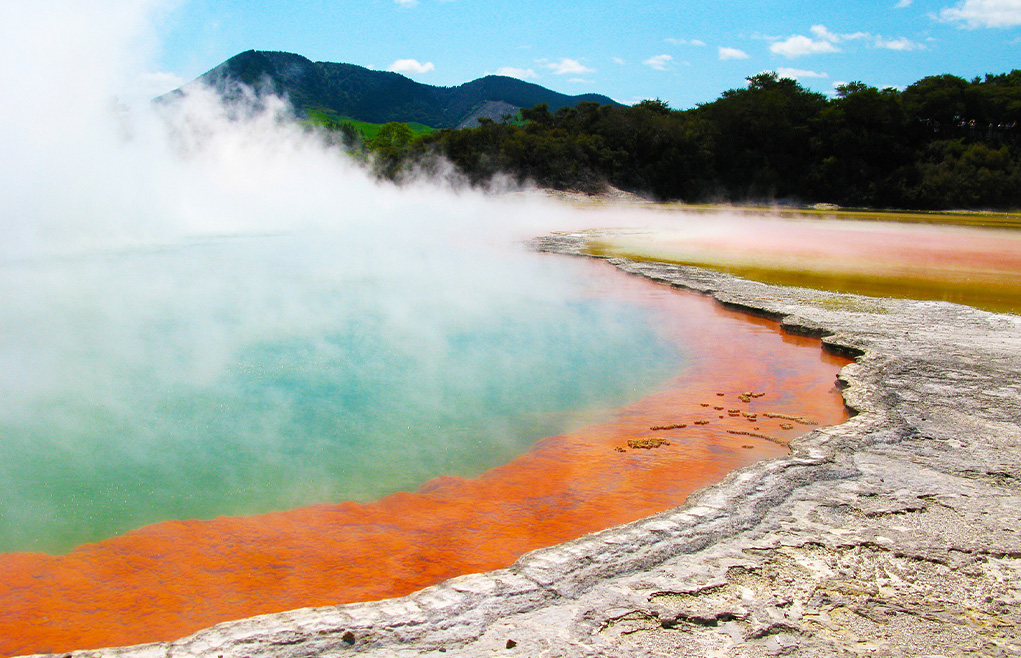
627,438 -> 670,449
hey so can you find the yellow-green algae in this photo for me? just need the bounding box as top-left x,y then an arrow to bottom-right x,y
583,205 -> 1021,314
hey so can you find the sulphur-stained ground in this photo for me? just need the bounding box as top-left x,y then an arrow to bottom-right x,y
29,233 -> 1021,658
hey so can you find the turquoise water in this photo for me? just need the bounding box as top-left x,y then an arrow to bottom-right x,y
0,231 -> 687,554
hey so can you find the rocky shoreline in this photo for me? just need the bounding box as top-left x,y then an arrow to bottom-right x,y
31,232 -> 1021,658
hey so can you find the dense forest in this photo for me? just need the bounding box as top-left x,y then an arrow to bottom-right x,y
325,70 -> 1021,210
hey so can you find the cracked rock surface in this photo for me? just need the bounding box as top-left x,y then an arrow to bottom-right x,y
31,233 -> 1021,658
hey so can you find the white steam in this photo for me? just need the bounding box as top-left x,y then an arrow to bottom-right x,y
0,0 -> 607,420
0,1 -> 690,553
0,0 -> 573,257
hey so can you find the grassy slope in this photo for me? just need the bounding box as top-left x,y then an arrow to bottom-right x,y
342,118 -> 437,141
303,109 -> 437,140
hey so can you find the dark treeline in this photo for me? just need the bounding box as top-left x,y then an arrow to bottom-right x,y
345,70 -> 1021,210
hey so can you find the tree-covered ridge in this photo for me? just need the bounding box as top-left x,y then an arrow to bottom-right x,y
362,70 -> 1019,210
169,50 -> 620,129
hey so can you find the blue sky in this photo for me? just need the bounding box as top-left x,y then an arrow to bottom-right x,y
150,0 -> 1021,109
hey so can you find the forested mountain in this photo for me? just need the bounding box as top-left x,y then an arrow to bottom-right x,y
162,50 -> 620,129
163,52 -> 1021,209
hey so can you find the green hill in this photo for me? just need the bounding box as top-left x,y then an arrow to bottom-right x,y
163,50 -> 622,129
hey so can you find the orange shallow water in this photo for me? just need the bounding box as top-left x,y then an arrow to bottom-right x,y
0,261 -> 851,656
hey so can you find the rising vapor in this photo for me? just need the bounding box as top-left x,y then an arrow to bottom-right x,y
0,0 -> 692,555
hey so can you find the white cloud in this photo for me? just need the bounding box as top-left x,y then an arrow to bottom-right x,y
387,59 -> 435,74
875,35 -> 926,49
495,66 -> 538,80
770,25 -> 871,57
643,54 -> 674,70
810,24 -> 841,42
809,25 -> 870,43
895,0 -> 913,7
770,34 -> 841,57
719,46 -> 750,60
612,57 -> 626,65
545,58 -> 595,75
394,0 -> 419,6
665,38 -> 707,46
776,67 -> 829,79
938,0 -> 1021,27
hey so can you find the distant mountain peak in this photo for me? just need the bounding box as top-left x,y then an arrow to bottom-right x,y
163,50 -> 622,129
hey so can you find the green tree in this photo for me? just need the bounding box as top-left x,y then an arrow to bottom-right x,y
371,122 -> 414,150
696,72 -> 827,199
909,140 -> 1020,208
902,74 -> 970,127
368,122 -> 416,180
519,103 -> 553,126
809,83 -> 911,205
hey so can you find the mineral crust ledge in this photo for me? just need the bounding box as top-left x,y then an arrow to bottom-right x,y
28,232 -> 1021,658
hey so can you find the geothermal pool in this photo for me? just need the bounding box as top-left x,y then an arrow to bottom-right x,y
0,233 -> 850,656
0,231 -> 690,554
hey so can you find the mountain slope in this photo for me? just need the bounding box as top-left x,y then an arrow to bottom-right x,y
164,50 -> 622,129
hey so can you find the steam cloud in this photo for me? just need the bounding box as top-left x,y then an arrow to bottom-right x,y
0,1 -> 689,553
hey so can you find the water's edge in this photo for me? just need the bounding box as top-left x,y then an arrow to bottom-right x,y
26,233 -> 1021,657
